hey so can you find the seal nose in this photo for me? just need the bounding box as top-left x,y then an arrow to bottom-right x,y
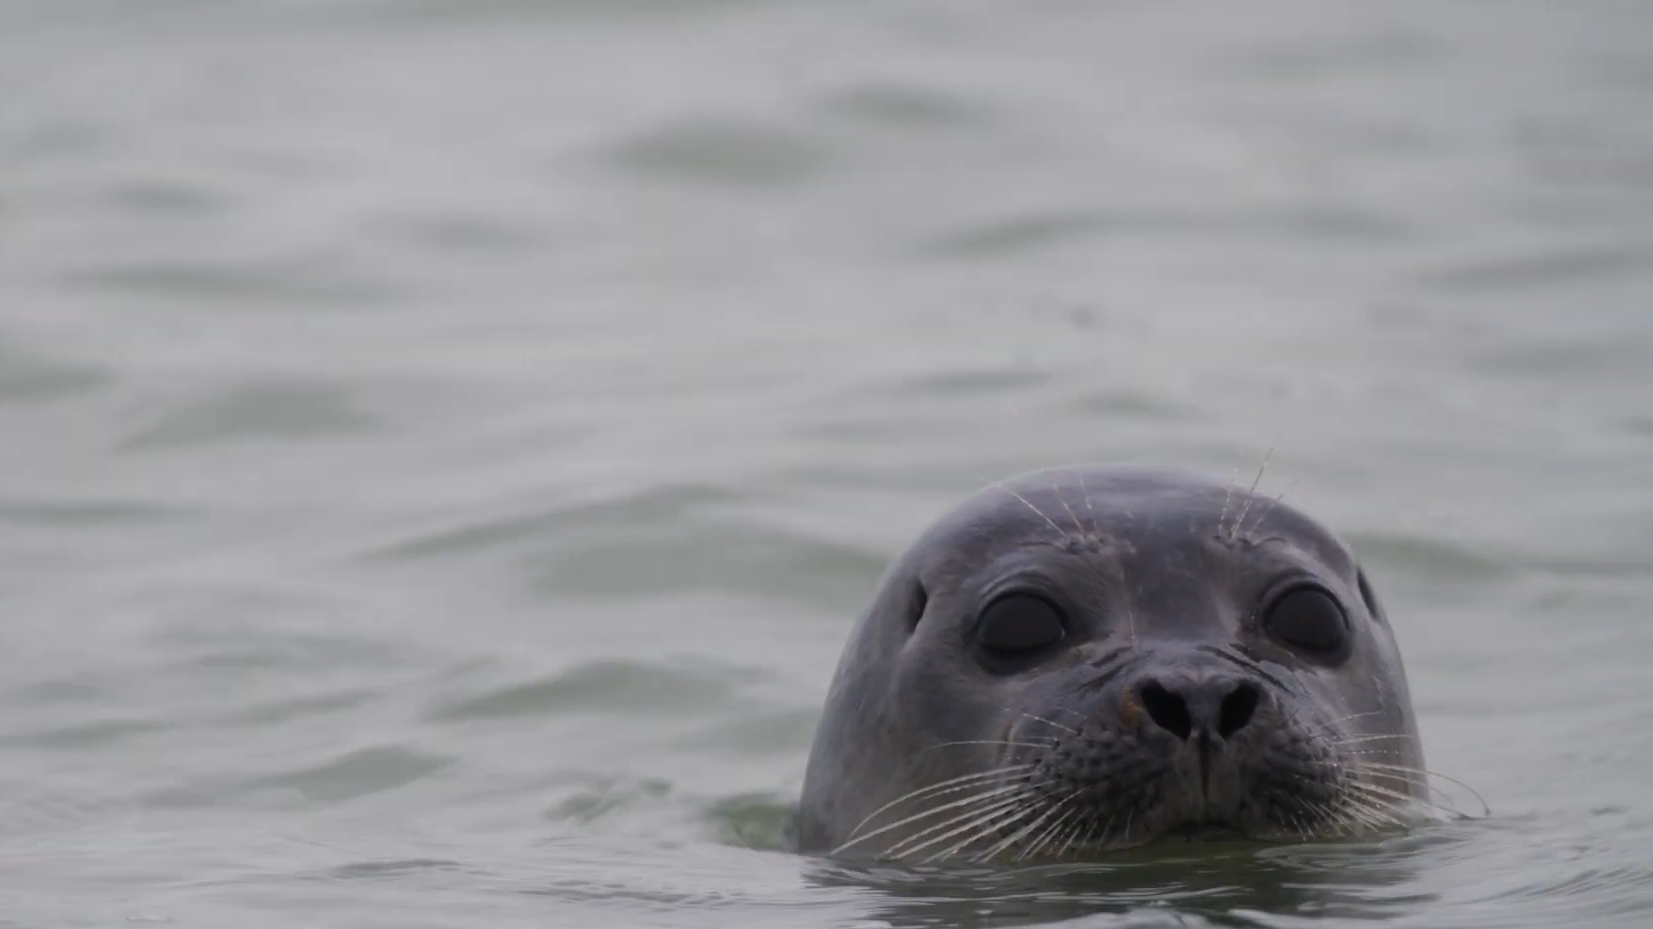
1136,676 -> 1261,742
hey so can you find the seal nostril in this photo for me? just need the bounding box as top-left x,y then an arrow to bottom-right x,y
1219,682 -> 1261,739
1138,681 -> 1192,740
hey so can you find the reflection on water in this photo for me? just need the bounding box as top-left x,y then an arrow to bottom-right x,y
2,0 -> 1653,926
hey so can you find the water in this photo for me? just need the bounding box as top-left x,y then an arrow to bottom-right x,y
2,0 -> 1651,925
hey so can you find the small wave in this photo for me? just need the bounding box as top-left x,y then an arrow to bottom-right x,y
600,115 -> 834,188
425,658 -> 762,723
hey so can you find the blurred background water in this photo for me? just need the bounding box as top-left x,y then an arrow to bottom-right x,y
2,0 -> 1652,926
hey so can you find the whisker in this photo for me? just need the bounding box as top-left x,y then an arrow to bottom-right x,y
1307,799 -> 1353,838
1218,464 -> 1240,538
919,739 -> 1053,757
1020,792 -> 1084,861
1330,732 -> 1420,747
1335,801 -> 1388,835
1074,466 -> 1101,536
1057,809 -> 1110,852
1041,466 -> 1088,539
993,482 -> 1068,540
1331,792 -> 1405,833
838,789 -> 1029,858
1349,795 -> 1410,830
1039,820 -> 1079,861
834,768 -> 1034,853
1328,710 -> 1388,726
892,791 -> 1040,860
1242,478 -> 1301,537
1228,447 -> 1274,541
1342,762 -> 1489,817
1012,787 -> 1084,862
1313,797 -> 1357,838
919,802 -> 1040,863
975,790 -> 1077,863
1279,772 -> 1395,837
875,788 -> 1039,859
1341,779 -> 1468,821
1009,709 -> 1080,736
1345,761 -> 1480,793
851,765 -> 1029,815
1285,809 -> 1314,842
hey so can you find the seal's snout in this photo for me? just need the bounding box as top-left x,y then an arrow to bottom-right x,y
1134,674 -> 1262,742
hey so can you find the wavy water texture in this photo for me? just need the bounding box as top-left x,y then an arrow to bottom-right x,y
1,0 -> 1651,927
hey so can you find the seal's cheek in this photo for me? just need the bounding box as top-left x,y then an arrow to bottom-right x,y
894,667 -> 993,753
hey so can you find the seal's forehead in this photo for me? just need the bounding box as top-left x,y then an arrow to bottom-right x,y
973,465 -> 1244,530
927,465 -> 1354,570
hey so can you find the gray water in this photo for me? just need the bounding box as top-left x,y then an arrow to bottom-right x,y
3,1 -> 1652,926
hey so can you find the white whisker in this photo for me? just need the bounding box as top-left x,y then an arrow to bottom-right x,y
880,789 -> 1039,859
1020,793 -> 1083,861
1330,732 -> 1417,747
895,792 -> 1040,860
1242,479 -> 1300,537
1228,447 -> 1274,541
974,794 -> 1072,863
1074,466 -> 1101,536
1058,810 -> 1103,857
834,770 -> 1033,854
841,765 -> 1028,837
994,482 -> 1068,539
920,739 -> 1054,756
1218,464 -> 1240,538
1009,709 -> 1080,736
1042,467 -> 1087,539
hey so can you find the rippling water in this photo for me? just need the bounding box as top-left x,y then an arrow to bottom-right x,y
3,1 -> 1652,926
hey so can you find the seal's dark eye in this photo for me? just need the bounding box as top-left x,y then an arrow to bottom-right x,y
975,594 -> 1066,663
1263,586 -> 1349,662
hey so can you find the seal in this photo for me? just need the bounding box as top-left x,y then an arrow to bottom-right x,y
793,464 -> 1428,861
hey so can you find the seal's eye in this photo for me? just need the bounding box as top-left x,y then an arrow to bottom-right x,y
1263,586 -> 1350,662
975,594 -> 1066,668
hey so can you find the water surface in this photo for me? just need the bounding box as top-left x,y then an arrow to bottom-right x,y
3,1 -> 1652,926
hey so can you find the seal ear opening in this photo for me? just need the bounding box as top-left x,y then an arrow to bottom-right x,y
1356,568 -> 1386,623
907,581 -> 928,634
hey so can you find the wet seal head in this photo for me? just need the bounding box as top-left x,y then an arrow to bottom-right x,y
793,465 -> 1434,861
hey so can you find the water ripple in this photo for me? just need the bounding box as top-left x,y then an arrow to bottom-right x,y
427,658 -> 762,723
366,483 -> 737,563
818,82 -> 997,129
917,203 -> 1410,260
156,745 -> 458,809
119,378 -> 387,450
1416,245 -> 1649,293
62,255 -> 401,306
0,339 -> 110,404
602,116 -> 834,188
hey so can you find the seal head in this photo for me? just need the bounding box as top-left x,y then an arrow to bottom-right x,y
794,465 -> 1425,861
